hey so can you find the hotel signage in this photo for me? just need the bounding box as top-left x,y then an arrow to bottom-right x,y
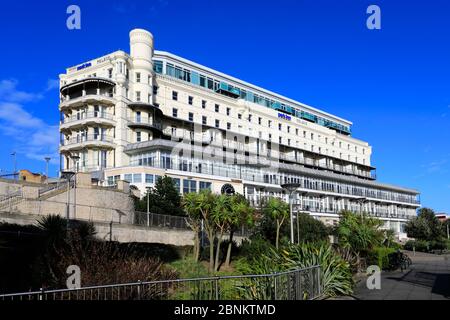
278,113 -> 291,121
77,62 -> 92,71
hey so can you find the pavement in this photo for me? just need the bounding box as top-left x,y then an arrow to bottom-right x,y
353,251 -> 450,300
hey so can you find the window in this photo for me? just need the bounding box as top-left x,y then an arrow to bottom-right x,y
148,75 -> 151,84
183,179 -> 197,193
188,96 -> 193,105
172,91 -> 178,101
136,91 -> 141,102
288,139 -> 291,146
279,137 -> 282,144
200,181 -> 212,191
238,114 -> 242,119
296,128 -> 299,135
155,175 -> 162,183
133,173 -> 142,183
136,111 -> 141,122
202,116 -> 207,125
311,133 -> 314,140
136,131 -> 141,142
145,174 -> 154,184
188,112 -> 194,122
215,104 -> 220,112
202,100 -> 206,109
172,178 -> 181,192
278,123 -> 282,131
172,108 -> 178,117
124,174 -> 132,182
215,119 -> 220,128
227,122 -> 231,130
108,68 -> 113,78
136,72 -> 141,83
258,117 -> 262,125
248,114 -> 252,122
226,107 -> 230,116
268,120 -> 272,128
287,126 -> 290,133
153,86 -> 158,95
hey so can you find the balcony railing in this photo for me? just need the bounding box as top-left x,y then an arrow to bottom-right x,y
61,111 -> 115,125
61,134 -> 114,146
127,119 -> 163,131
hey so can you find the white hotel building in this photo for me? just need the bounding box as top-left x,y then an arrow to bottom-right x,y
59,29 -> 420,237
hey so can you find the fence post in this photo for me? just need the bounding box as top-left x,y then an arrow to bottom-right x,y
39,288 -> 44,301
214,277 -> 220,300
317,267 -> 321,298
137,280 -> 142,300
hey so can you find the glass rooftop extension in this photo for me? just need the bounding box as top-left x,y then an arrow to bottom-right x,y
152,57 -> 352,135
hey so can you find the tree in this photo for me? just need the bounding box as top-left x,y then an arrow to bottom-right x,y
263,197 -> 289,249
211,194 -> 232,271
181,193 -> 202,261
136,176 -> 184,216
404,208 -> 444,241
195,190 -> 218,272
296,213 -> 330,244
335,211 -> 384,254
224,194 -> 255,267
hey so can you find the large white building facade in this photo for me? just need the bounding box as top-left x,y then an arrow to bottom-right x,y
59,29 -> 420,238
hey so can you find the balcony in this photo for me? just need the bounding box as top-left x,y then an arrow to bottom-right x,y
60,93 -> 115,109
215,82 -> 240,98
60,112 -> 115,130
127,118 -> 163,133
60,134 -> 115,152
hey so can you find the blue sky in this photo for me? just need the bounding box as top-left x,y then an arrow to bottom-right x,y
0,0 -> 449,212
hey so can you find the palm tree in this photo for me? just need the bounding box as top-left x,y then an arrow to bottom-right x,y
182,192 -> 202,261
37,215 -> 68,248
195,190 -> 218,272
211,194 -> 231,271
224,194 -> 255,267
263,197 -> 289,249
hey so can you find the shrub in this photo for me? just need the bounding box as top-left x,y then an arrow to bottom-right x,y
367,247 -> 396,270
296,213 -> 330,244
236,242 -> 353,297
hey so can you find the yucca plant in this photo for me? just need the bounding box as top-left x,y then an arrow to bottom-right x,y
276,243 -> 354,297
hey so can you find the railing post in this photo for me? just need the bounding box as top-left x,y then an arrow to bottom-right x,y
137,280 -> 142,300
39,288 -> 44,301
317,266 -> 321,298
214,277 -> 220,300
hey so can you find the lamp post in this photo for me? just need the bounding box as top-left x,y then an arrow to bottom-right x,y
70,155 -> 80,220
146,186 -> 151,227
281,183 -> 301,244
61,170 -> 75,230
44,157 -> 51,184
11,152 -> 17,180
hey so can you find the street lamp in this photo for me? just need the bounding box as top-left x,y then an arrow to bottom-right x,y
281,183 -> 301,244
70,155 -> 80,220
61,170 -> 75,230
11,152 -> 17,180
44,157 -> 51,184
146,186 -> 151,227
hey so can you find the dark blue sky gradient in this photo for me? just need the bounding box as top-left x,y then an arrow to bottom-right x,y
0,0 -> 449,212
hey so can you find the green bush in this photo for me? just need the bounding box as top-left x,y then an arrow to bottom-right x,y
404,239 -> 447,253
367,247 -> 396,270
236,242 -> 353,298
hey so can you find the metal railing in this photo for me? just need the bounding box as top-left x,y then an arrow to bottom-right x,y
133,211 -> 252,236
134,211 -> 189,229
0,265 -> 321,301
61,111 -> 115,124
61,134 -> 114,146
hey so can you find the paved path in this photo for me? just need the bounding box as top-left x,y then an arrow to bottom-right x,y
354,251 -> 450,300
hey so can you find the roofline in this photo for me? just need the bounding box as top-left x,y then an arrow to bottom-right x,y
154,50 -> 353,127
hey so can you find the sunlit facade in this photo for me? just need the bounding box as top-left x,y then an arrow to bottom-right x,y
59,29 -> 420,238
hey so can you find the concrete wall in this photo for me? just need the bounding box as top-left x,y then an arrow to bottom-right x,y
0,212 -> 193,246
